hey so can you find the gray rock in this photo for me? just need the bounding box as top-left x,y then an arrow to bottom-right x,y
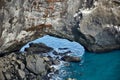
0,69 -> 5,80
78,5 -> 120,52
17,69 -> 25,79
26,55 -> 47,75
52,59 -> 60,65
16,60 -> 25,70
4,73 -> 11,80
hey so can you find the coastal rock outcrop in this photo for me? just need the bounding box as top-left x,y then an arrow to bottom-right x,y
0,53 -> 48,80
0,0 -> 120,53
0,43 -> 57,80
78,0 -> 120,52
0,42 -> 82,80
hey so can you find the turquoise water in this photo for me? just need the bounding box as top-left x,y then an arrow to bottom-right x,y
63,50 -> 120,80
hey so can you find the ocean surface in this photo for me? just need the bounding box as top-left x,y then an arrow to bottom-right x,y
62,50 -> 120,80
20,35 -> 120,80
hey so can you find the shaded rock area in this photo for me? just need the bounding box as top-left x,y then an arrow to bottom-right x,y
0,43 -> 81,80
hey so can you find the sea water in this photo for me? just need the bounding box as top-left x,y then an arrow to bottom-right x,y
63,50 -> 120,80
20,35 -> 120,80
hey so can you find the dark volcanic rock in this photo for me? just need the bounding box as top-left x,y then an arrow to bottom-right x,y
25,43 -> 53,54
61,56 -> 81,62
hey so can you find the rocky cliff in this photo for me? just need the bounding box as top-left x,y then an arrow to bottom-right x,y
0,0 -> 120,53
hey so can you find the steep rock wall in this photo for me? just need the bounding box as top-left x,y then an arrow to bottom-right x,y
0,0 -> 82,52
0,0 -> 120,53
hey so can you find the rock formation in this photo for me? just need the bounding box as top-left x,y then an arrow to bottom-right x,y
78,0 -> 120,52
0,42 -> 82,80
0,0 -> 120,53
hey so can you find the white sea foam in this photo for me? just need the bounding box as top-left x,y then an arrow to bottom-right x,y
20,35 -> 84,57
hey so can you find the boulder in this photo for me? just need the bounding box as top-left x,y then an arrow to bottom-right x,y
0,69 -> 5,80
61,56 -> 81,62
52,59 -> 60,65
17,69 -> 25,79
26,55 -> 47,75
66,78 -> 76,80
4,72 -> 11,80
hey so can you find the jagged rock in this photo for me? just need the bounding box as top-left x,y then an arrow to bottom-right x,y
43,57 -> 50,62
16,60 -> 25,70
0,69 -> 5,80
4,73 -> 11,80
66,78 -> 77,80
25,43 -> 53,54
26,55 -> 47,75
17,69 -> 25,79
61,56 -> 81,62
78,4 -> 120,52
52,59 -> 60,65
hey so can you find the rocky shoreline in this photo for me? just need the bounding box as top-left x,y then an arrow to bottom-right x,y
0,43 -> 81,80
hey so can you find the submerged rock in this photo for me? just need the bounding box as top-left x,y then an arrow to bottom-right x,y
66,78 -> 77,80
62,56 -> 81,62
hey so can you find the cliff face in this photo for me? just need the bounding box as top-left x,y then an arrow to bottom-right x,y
0,0 -> 120,53
78,0 -> 120,52
0,0 -> 82,52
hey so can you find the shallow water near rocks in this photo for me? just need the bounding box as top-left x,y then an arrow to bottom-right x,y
20,35 -> 120,80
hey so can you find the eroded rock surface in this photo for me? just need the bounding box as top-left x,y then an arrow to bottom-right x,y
0,0 -> 120,53
78,0 -> 120,52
